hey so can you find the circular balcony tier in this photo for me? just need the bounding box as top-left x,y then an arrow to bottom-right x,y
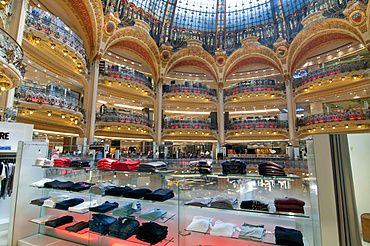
95,122 -> 154,140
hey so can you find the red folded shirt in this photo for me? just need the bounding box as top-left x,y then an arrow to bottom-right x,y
114,160 -> 140,171
97,158 -> 117,170
53,158 -> 71,167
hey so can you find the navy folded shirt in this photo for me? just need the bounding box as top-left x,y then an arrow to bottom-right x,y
89,201 -> 119,213
55,198 -> 84,210
143,188 -> 174,201
105,186 -> 133,196
122,188 -> 152,199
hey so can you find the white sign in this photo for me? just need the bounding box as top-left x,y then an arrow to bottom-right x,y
0,122 -> 33,150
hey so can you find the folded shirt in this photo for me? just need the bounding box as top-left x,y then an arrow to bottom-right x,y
210,219 -> 237,237
239,223 -> 266,242
186,216 -> 213,233
55,198 -> 84,210
53,158 -> 72,167
139,208 -> 167,221
65,221 -> 89,233
30,178 -> 54,188
69,200 -> 99,213
43,195 -> 70,208
67,182 -> 92,192
258,162 -> 286,176
137,162 -> 167,172
185,197 -> 213,207
34,158 -> 51,166
275,198 -> 305,206
31,214 -> 59,224
89,183 -> 116,195
240,200 -> 269,211
108,217 -> 140,240
89,201 -> 119,213
210,196 -> 238,209
275,226 -> 304,246
122,188 -> 152,199
45,215 -> 74,228
69,160 -> 90,168
114,160 -> 140,171
44,180 -> 75,190
136,222 -> 168,245
112,201 -> 141,217
89,214 -> 117,235
30,197 -> 51,206
143,188 -> 174,201
105,186 -> 133,196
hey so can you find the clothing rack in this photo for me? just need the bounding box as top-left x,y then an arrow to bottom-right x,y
0,151 -> 17,200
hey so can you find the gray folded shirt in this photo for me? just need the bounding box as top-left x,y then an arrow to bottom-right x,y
112,201 -> 141,217
185,197 -> 213,207
239,222 -> 266,242
138,208 -> 167,221
210,196 -> 238,209
89,183 -> 115,195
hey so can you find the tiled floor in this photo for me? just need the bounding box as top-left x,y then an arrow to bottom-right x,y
0,230 -> 8,246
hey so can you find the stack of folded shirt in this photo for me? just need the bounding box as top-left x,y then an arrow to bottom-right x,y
210,220 -> 237,237
108,217 -> 140,240
275,197 -> 305,214
112,201 -> 141,217
185,197 -> 213,207
89,214 -> 117,235
55,198 -> 84,210
89,183 -> 116,195
137,162 -> 167,172
34,158 -> 51,166
69,159 -> 90,168
97,158 -> 117,170
53,158 -> 72,167
45,215 -> 74,228
31,214 -> 59,224
114,160 -> 140,171
65,221 -> 90,233
221,159 -> 247,175
258,161 -> 286,176
238,223 -> 266,242
275,226 -> 304,246
240,200 -> 269,211
89,201 -> 119,213
136,222 -> 168,245
43,195 -> 70,208
69,200 -> 99,213
67,182 -> 92,192
143,188 -> 174,201
210,196 -> 238,209
30,197 -> 51,206
188,160 -> 213,174
122,188 -> 152,199
105,186 -> 133,196
139,208 -> 167,221
44,180 -> 75,190
186,216 -> 213,233
30,178 -> 54,188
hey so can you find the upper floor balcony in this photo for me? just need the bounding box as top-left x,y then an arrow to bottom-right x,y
228,118 -> 288,131
14,81 -> 84,114
0,27 -> 26,91
293,53 -> 370,89
297,110 -> 370,127
25,6 -> 87,62
96,108 -> 153,128
163,119 -> 214,131
99,62 -> 153,91
163,83 -> 217,97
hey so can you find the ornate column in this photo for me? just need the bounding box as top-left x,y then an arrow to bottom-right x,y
285,78 -> 296,141
217,82 -> 225,144
85,56 -> 100,144
4,0 -> 29,108
154,78 -> 163,146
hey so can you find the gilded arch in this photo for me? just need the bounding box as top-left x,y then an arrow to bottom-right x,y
287,17 -> 365,76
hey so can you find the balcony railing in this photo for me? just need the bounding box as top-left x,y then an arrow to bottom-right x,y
164,119 -> 213,130
224,79 -> 284,97
163,85 -> 217,97
14,81 -> 84,114
228,119 -> 288,130
294,54 -> 370,88
26,7 -> 87,61
297,110 -> 370,127
0,27 -> 26,76
100,63 -> 153,90
96,111 -> 153,128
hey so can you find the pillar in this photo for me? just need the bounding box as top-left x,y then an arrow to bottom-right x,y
285,80 -> 296,141
86,58 -> 100,144
3,0 -> 29,109
155,78 -> 163,145
217,82 -> 225,144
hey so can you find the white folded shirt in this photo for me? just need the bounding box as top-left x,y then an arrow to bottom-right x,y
69,200 -> 99,213
31,214 -> 59,224
210,220 -> 237,237
30,178 -> 54,188
186,216 -> 213,233
43,195 -> 70,208
34,158 -> 51,166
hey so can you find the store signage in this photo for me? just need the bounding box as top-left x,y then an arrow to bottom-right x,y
0,132 -> 10,140
0,122 -> 33,150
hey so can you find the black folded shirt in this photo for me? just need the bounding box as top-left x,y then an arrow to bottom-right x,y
69,160 -> 90,168
30,197 -> 51,206
55,198 -> 84,210
275,226 -> 303,246
122,188 -> 152,199
44,180 -> 75,190
66,182 -> 92,192
136,222 -> 168,245
240,200 -> 269,211
143,188 -> 174,201
105,186 -> 133,196
45,215 -> 74,228
65,221 -> 89,232
89,201 -> 119,213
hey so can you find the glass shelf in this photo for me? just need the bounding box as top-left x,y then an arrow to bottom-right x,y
173,173 -> 301,180
93,168 -> 176,175
29,186 -> 91,195
32,165 -> 92,171
29,220 -> 89,235
184,204 -> 310,218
